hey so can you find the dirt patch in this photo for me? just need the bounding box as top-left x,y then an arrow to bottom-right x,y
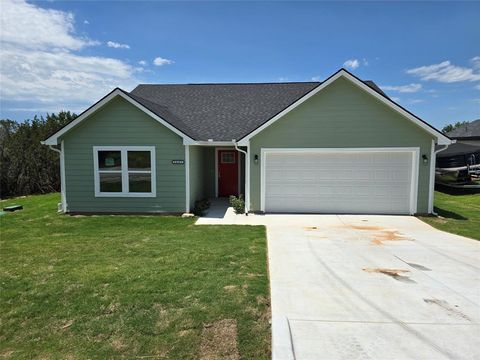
111,337 -> 127,350
59,319 -> 74,330
200,319 -> 239,360
363,268 -> 416,283
223,285 -> 237,292
1,350 -> 15,358
424,298 -> 470,321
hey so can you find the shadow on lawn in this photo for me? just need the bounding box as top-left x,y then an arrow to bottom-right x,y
435,184 -> 480,196
433,206 -> 468,221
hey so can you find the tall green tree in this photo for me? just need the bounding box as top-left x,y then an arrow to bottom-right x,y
442,121 -> 468,134
0,111 -> 76,198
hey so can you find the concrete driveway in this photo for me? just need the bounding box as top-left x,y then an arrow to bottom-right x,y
197,209 -> 480,360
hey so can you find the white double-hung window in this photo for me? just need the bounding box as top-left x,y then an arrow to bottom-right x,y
93,146 -> 156,197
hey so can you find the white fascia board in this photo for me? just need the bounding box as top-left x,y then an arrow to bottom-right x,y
186,140 -> 235,146
43,89 -> 194,145
238,70 -> 452,145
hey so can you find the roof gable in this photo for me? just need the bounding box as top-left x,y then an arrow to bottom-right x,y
237,69 -> 451,145
42,89 -> 195,145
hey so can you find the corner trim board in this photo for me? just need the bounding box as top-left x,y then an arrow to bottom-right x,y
60,140 -> 67,212
185,145 -> 190,213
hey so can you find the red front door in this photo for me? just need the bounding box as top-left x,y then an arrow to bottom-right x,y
218,150 -> 238,197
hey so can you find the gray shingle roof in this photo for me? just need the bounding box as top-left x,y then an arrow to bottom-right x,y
129,80 -> 387,141
446,119 -> 480,139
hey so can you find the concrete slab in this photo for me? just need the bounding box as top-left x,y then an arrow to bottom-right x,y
196,209 -> 480,360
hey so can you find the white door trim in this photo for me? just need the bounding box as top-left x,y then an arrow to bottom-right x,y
260,147 -> 420,215
215,147 -> 241,197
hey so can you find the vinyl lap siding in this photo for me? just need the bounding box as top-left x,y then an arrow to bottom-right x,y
249,77 -> 434,213
62,97 -> 185,213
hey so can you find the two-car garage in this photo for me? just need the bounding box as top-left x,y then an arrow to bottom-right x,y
261,148 -> 419,215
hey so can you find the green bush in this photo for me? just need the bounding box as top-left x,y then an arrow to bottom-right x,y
229,195 -> 245,214
193,199 -> 211,216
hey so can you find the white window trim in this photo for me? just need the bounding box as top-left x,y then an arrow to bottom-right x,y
260,147 -> 419,215
93,146 -> 156,198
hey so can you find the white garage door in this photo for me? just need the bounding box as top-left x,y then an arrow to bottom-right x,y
262,149 -> 418,215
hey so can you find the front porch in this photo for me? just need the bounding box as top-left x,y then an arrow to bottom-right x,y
187,146 -> 246,213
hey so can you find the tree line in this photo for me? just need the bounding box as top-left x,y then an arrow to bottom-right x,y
0,112 -> 76,198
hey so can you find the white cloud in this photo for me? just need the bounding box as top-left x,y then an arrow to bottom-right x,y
362,58 -> 368,66
153,57 -> 174,66
408,99 -> 425,104
138,60 -> 147,66
475,84 -> 480,90
381,83 -> 422,93
83,20 -> 89,25
391,97 -> 401,102
406,60 -> 480,83
471,56 -> 480,69
0,0 -> 138,110
311,76 -> 321,81
0,0 -> 96,51
107,41 -> 130,49
343,59 -> 359,70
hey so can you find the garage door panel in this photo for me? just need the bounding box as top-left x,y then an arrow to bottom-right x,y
263,150 -> 415,215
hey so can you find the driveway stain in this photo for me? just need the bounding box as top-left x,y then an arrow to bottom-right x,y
363,268 -> 416,283
341,224 -> 412,245
423,298 -> 470,321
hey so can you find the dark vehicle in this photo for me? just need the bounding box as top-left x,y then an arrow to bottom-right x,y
436,143 -> 480,187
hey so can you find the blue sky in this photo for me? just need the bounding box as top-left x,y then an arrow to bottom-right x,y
1,1 -> 479,129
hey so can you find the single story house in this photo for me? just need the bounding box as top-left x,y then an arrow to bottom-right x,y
445,119 -> 480,146
42,69 -> 452,215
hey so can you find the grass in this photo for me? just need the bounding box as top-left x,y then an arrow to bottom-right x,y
419,189 -> 480,240
0,193 -> 270,359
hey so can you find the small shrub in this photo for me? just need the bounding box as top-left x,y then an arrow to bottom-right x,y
193,199 -> 211,216
229,195 -> 245,214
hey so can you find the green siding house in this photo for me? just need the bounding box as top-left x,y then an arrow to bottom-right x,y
43,69 -> 452,215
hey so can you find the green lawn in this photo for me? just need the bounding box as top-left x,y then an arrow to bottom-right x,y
0,193 -> 270,359
419,190 -> 480,240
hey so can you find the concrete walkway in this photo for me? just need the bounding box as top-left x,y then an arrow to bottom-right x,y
196,207 -> 480,360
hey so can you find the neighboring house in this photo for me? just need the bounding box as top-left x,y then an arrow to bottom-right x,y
42,69 -> 452,215
445,119 -> 480,146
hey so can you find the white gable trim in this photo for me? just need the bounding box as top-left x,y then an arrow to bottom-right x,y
237,70 -> 452,146
42,89 -> 195,145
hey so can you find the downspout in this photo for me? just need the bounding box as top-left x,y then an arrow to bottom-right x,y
431,141 -> 454,216
48,145 -> 61,155
233,140 -> 249,214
